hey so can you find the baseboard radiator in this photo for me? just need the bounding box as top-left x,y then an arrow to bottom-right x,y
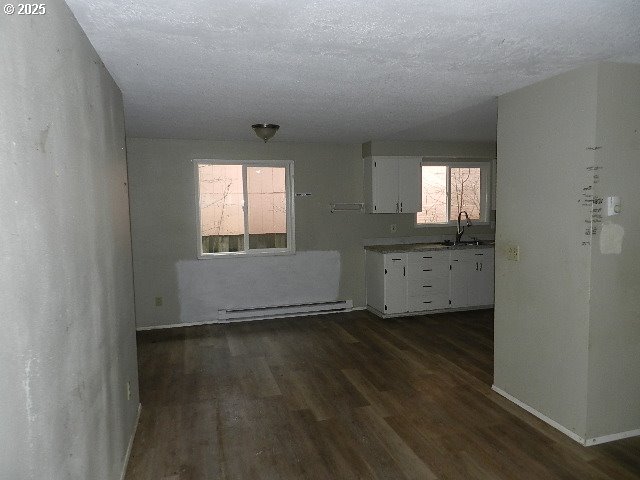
218,300 -> 353,322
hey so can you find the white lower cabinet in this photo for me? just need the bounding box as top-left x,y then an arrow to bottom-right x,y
406,251 -> 450,311
365,247 -> 494,316
469,249 -> 494,306
383,254 -> 408,314
450,250 -> 476,308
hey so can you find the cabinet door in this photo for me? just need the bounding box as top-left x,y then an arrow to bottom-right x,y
383,254 -> 407,314
450,253 -> 475,308
371,158 -> 399,213
469,250 -> 494,306
365,251 -> 385,313
398,157 -> 422,213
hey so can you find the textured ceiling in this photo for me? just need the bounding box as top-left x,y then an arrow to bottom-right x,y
65,0 -> 640,143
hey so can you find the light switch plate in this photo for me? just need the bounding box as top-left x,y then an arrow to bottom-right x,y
506,245 -> 520,261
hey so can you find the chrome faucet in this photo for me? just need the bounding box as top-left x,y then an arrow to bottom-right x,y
455,211 -> 472,245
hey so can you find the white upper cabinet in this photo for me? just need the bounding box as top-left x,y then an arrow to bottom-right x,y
398,160 -> 422,213
364,156 -> 422,213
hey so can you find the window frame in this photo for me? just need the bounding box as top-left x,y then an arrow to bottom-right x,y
194,159 -> 295,259
415,158 -> 492,228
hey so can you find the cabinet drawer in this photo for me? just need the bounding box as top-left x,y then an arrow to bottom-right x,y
451,248 -> 493,263
408,278 -> 449,297
383,254 -> 407,269
472,249 -> 494,260
416,261 -> 449,274
408,293 -> 449,312
408,251 -> 449,266
407,261 -> 449,278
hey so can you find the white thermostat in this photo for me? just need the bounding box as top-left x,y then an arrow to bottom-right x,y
606,196 -> 621,216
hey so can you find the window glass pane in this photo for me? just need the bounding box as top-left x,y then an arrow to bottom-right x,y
417,165 -> 447,224
450,167 -> 481,221
247,166 -> 287,250
198,164 -> 245,253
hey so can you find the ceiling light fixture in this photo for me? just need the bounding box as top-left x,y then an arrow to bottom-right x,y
252,123 -> 280,143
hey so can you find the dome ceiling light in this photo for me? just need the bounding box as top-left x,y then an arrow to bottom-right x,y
252,123 -> 280,143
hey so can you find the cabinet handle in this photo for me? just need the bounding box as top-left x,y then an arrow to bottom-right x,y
423,285 -> 432,288
480,262 -> 483,271
396,202 -> 399,213
423,301 -> 432,304
403,266 -> 406,276
391,258 -> 402,261
423,269 -> 432,272
400,202 -> 403,212
423,256 -> 432,259
476,262 -> 478,271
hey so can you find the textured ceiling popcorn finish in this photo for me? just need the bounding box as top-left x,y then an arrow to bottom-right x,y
65,0 -> 640,143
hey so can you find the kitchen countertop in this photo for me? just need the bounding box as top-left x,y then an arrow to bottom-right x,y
364,242 -> 495,254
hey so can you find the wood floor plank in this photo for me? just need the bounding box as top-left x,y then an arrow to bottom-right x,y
127,310 -> 640,479
341,368 -> 404,418
355,406 -> 438,479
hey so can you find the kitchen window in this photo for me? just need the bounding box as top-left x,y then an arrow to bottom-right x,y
195,160 -> 295,257
416,160 -> 491,226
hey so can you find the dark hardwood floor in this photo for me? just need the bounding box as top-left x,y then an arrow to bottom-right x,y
125,309 -> 640,479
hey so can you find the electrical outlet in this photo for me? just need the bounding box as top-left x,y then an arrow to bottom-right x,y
155,296 -> 163,307
506,245 -> 520,261
126,381 -> 131,400
390,224 -> 397,233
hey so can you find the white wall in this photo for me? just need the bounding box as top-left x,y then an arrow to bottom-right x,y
495,65 -> 598,438
0,1 -> 139,478
495,62 -> 640,443
126,138 -> 496,328
587,63 -> 640,439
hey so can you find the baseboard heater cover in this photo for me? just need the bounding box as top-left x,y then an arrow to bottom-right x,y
218,300 -> 353,321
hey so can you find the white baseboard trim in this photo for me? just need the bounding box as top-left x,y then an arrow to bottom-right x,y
366,304 -> 493,319
491,385 -> 640,446
491,385 -> 586,444
584,428 -> 640,446
120,403 -> 142,480
136,305 -> 362,331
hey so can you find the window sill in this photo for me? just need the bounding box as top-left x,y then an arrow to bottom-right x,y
197,248 -> 296,260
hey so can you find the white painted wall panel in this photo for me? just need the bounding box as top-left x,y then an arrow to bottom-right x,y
127,138 -> 496,328
176,251 -> 340,324
495,65 -> 598,439
0,1 -> 139,477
